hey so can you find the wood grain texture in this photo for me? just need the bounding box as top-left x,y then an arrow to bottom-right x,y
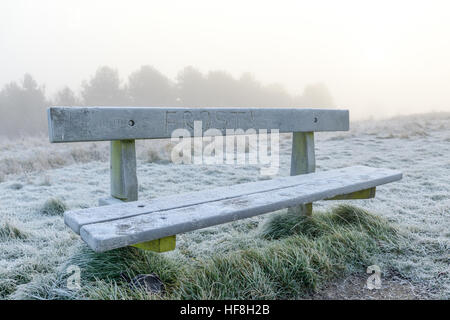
66,166 -> 400,234
47,107 -> 349,142
66,166 -> 402,252
99,169 -> 174,252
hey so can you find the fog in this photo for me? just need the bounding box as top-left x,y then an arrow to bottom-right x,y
1,0 -> 449,128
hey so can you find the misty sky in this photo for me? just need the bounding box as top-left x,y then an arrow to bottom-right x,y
1,0 -> 449,119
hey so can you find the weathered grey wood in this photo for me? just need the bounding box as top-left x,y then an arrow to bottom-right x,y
99,182 -> 175,252
69,166 -> 402,252
47,107 -> 349,142
66,165 -> 398,234
110,140 -> 138,202
289,132 -> 315,216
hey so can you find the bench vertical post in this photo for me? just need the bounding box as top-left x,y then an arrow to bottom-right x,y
110,140 -> 138,202
289,132 -> 316,216
109,139 -> 176,252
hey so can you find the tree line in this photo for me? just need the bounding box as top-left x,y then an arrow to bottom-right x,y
0,66 -> 334,137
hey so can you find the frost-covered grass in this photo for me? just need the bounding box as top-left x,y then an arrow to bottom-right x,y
16,205 -> 402,300
0,112 -> 449,299
0,137 -> 175,179
170,205 -> 401,300
0,222 -> 28,240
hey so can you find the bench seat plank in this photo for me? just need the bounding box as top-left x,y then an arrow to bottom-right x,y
73,166 -> 401,252
48,107 -> 349,142
65,166 -> 398,234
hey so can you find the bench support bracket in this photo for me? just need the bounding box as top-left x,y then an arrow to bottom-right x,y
326,187 -> 376,200
131,235 -> 176,252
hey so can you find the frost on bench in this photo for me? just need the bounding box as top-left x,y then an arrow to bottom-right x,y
64,166 -> 402,252
47,107 -> 349,142
48,106 -> 402,253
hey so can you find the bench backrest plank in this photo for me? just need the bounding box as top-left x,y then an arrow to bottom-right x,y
47,107 -> 349,142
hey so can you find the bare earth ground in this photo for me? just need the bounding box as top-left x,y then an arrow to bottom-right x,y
309,274 -> 425,300
0,112 -> 449,299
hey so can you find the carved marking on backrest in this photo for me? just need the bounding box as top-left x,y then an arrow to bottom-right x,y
165,110 -> 256,133
48,107 -> 350,142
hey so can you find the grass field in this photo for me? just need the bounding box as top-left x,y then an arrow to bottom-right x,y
0,112 -> 449,299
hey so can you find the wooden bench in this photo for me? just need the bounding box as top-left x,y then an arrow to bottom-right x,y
47,107 -> 402,253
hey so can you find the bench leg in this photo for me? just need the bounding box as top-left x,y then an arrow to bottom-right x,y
131,235 -> 176,253
108,140 -> 176,253
111,140 -> 138,202
325,187 -> 376,200
289,203 -> 313,216
289,132 -> 315,216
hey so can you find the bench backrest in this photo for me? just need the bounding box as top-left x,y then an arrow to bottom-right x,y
47,107 -> 349,143
47,106 -> 350,211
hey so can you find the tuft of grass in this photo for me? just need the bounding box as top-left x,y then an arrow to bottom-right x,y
40,198 -> 67,216
261,204 -> 397,241
84,279 -> 161,300
66,246 -> 181,285
8,183 -> 23,190
35,246 -> 183,300
0,279 -> 17,298
0,222 -> 28,240
172,205 -> 401,299
0,270 -> 34,299
260,210 -> 327,240
8,275 -> 60,300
